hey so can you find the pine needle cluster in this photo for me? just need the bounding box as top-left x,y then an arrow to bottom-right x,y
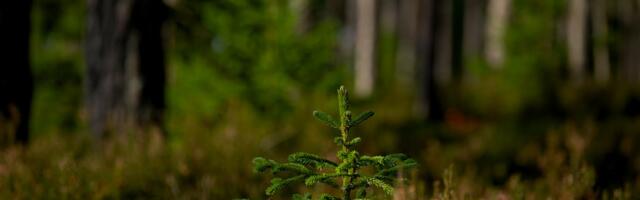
253,86 -> 417,199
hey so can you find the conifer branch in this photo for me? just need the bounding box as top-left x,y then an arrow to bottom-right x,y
289,152 -> 338,169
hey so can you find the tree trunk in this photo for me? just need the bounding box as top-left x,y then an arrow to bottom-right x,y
0,0 -> 33,145
591,0 -> 610,83
290,0 -> 310,34
617,0 -> 640,82
485,0 -> 510,68
395,0 -> 418,85
380,0 -> 397,45
134,0 -> 167,129
415,0 -> 443,121
462,0 -> 486,80
567,0 -> 587,83
433,0 -> 453,84
354,0 -> 376,97
451,0 -> 464,82
340,0 -> 356,69
86,0 -> 167,138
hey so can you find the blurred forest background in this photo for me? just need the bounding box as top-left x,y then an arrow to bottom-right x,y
1,0 -> 640,199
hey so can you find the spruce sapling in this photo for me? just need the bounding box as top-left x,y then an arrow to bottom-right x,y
253,86 -> 417,199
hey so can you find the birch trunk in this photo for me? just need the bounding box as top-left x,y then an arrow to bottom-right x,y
485,0 -> 510,68
566,0 -> 587,83
354,0 -> 377,97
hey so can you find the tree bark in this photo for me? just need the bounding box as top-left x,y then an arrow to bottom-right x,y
451,0 -> 464,81
566,0 -> 587,83
134,0 -> 167,128
86,0 -> 167,138
591,0 -> 610,83
462,0 -> 486,64
433,0 -> 453,84
617,0 -> 640,82
395,0 -> 418,85
415,0 -> 443,121
485,0 -> 510,68
0,0 -> 33,145
354,0 -> 376,97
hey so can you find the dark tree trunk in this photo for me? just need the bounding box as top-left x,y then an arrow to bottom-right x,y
462,0 -> 485,60
134,0 -> 167,127
617,0 -> 640,82
433,0 -> 452,84
451,0 -> 465,81
0,0 -> 33,145
415,0 -> 444,121
462,0 -> 486,80
86,0 -> 167,138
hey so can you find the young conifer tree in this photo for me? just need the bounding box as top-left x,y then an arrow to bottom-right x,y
253,86 -> 417,199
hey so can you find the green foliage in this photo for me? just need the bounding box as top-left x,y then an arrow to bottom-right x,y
171,0 -> 345,121
253,86 -> 417,199
30,0 -> 85,135
350,111 -> 374,128
313,111 -> 340,129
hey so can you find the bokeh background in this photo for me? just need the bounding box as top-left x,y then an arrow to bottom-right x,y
1,0 -> 640,199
